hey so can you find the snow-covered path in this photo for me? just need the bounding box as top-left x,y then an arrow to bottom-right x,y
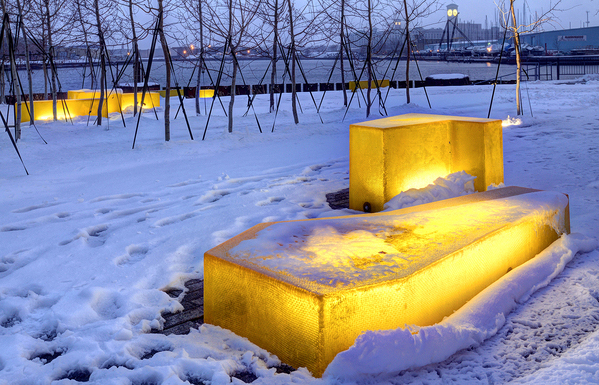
1,81 -> 598,384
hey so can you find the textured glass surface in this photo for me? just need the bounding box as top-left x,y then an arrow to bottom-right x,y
229,191 -> 568,293
349,113 -> 503,212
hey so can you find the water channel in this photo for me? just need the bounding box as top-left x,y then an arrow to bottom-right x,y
16,58 -> 531,95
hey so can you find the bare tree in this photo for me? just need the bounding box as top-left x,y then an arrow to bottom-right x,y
157,0 -> 171,139
392,0 -> 439,104
255,0 -> 287,113
179,0 -> 210,115
26,0 -> 69,119
282,0 -> 323,124
498,0 -> 561,115
15,0 -> 35,131
205,0 -> 261,133
344,0 -> 393,116
319,0 -> 350,106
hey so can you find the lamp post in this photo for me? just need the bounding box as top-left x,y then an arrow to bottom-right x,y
446,4 -> 459,52
394,21 -> 401,55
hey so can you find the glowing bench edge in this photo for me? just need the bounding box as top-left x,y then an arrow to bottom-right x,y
204,187 -> 570,376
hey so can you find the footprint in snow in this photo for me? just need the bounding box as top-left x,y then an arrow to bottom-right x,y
256,197 -> 285,206
11,201 -> 61,213
89,193 -> 146,203
59,224 -> 109,247
114,244 -> 150,266
196,190 -> 231,204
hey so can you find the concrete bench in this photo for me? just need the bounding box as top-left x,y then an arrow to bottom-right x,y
350,113 -> 503,212
204,187 -> 570,377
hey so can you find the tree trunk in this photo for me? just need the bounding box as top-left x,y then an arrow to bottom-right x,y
366,0 -> 373,117
288,0 -> 299,124
269,0 -> 278,113
225,0 -> 234,132
45,0 -> 57,120
19,13 -> 35,126
195,59 -> 202,115
158,0 -> 170,140
95,0 -> 106,125
129,0 -> 139,116
0,61 -> 5,105
195,0 -> 203,115
340,0 -> 347,106
229,47 -> 237,133
404,0 -> 411,104
97,52 -> 106,124
510,0 -> 522,115
42,61 -> 48,100
8,17 -> 22,139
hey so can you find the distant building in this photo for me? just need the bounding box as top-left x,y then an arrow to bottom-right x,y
519,26 -> 599,53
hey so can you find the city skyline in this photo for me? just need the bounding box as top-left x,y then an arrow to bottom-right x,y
421,0 -> 597,31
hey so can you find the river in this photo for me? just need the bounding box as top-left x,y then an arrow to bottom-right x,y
18,58 -> 532,94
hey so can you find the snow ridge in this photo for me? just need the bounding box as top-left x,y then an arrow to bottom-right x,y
324,233 -> 599,380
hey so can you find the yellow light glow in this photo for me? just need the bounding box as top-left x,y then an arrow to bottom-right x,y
205,187 -> 570,377
453,9 -> 458,16
349,113 -> 504,212
348,79 -> 389,91
199,89 -> 215,98
447,9 -> 452,16
190,44 -> 194,50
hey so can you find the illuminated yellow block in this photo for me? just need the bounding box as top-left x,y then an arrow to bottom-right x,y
18,92 -> 162,122
205,187 -> 569,377
120,92 -> 161,111
19,99 -> 96,122
68,89 -> 124,115
158,89 -> 214,98
348,79 -> 389,91
198,89 -> 215,98
350,113 -> 503,212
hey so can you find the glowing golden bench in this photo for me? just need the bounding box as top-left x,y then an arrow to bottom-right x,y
68,89 -> 161,114
204,187 -> 570,377
18,90 -> 161,122
348,79 -> 389,91
349,113 -> 503,212
158,88 -> 214,98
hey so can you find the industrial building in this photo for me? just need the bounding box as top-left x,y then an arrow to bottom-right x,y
519,26 -> 599,54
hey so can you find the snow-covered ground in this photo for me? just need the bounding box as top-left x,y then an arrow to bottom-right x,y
1,78 -> 598,384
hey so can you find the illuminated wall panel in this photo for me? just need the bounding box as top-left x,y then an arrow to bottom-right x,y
349,113 -> 503,212
120,92 -> 161,111
204,187 -> 569,377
